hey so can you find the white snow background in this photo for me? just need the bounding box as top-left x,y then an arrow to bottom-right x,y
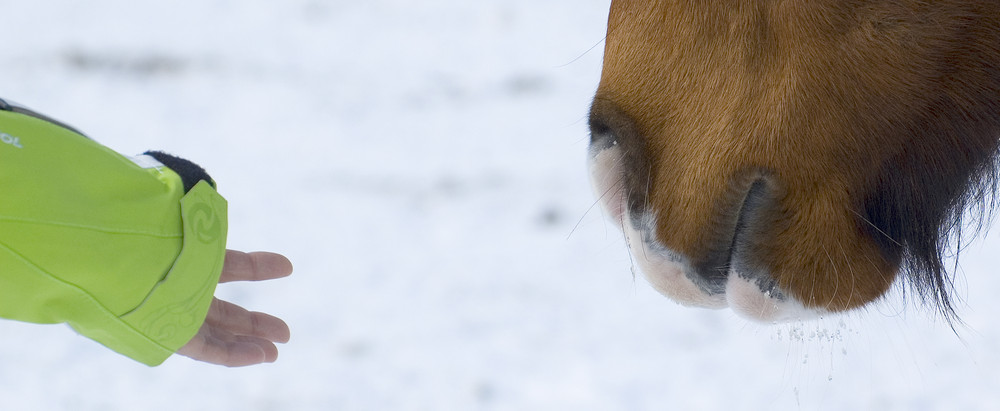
1,1 -> 998,410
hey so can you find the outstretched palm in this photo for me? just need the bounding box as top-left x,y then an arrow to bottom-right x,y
177,250 -> 292,367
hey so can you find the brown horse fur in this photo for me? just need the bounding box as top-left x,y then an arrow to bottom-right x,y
589,0 -> 1000,322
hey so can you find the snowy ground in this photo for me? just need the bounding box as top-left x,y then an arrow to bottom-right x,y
1,1 -> 998,410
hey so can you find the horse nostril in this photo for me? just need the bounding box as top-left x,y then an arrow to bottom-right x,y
588,98 -> 655,222
587,117 -> 618,153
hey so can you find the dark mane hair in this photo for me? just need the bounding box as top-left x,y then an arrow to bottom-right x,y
862,77 -> 1000,326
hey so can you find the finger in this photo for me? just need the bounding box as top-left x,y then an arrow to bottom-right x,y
230,334 -> 280,364
204,298 -> 291,343
178,325 -> 279,367
221,250 -> 293,283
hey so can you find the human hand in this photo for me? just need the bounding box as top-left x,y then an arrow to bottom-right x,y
177,250 -> 292,367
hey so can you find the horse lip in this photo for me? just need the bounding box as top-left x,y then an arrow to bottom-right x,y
589,140 -> 784,309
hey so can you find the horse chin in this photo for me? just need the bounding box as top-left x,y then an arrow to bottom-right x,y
590,145 -> 826,323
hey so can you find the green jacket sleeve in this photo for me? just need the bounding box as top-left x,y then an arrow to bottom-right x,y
0,101 -> 228,366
